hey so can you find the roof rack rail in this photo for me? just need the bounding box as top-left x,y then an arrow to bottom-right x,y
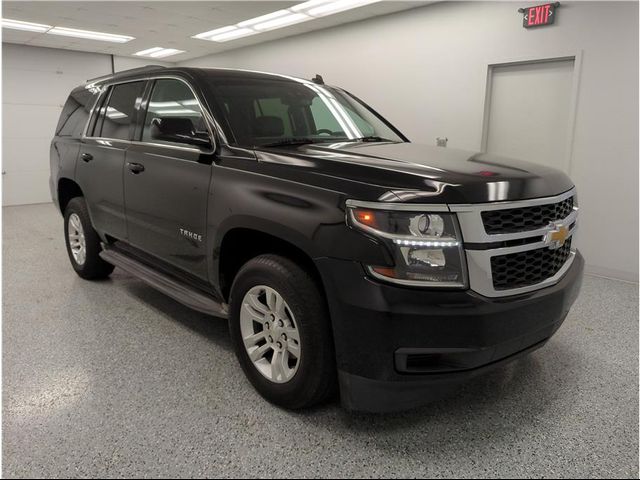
86,65 -> 166,84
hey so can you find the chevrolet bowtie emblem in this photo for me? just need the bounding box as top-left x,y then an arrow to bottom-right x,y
544,222 -> 569,250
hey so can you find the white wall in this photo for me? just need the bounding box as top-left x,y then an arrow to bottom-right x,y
180,1 -> 639,282
1,43 -> 170,206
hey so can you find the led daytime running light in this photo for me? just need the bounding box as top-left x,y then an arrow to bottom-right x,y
394,239 -> 460,247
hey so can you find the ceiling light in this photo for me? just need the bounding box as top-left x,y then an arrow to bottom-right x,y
210,27 -> 257,42
135,47 -> 184,58
290,0 -> 333,13
48,26 -> 134,43
237,10 -> 292,29
193,25 -> 236,40
193,0 -> 380,42
306,0 -> 381,17
253,12 -> 310,31
148,48 -> 184,58
1,18 -> 52,33
135,47 -> 165,56
194,26 -> 258,42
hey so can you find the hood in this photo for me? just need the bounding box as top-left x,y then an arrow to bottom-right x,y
255,141 -> 574,204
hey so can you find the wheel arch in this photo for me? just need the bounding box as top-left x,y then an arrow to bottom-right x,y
216,225 -> 325,304
57,177 -> 84,213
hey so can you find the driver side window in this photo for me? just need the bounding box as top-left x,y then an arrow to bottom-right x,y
142,79 -> 207,146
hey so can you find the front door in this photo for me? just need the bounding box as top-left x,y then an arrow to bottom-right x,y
123,78 -> 214,281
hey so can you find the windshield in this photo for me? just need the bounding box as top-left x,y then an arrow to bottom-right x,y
208,76 -> 405,147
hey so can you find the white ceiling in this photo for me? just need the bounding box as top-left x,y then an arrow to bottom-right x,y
2,1 -> 428,62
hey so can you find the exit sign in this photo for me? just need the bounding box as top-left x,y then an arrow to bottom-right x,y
521,2 -> 559,28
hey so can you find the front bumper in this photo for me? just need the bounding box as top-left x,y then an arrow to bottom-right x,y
315,251 -> 584,412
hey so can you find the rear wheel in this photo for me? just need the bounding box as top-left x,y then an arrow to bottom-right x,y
64,197 -> 114,280
229,254 -> 336,409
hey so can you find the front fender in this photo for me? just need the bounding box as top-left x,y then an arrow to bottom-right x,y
206,162 -> 392,294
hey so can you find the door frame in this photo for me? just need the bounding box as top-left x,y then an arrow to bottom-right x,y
480,51 -> 583,175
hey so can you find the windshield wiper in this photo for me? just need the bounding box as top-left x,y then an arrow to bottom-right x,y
258,138 -> 319,148
348,136 -> 398,143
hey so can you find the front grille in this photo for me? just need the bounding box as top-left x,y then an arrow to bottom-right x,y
482,196 -> 574,234
491,239 -> 572,290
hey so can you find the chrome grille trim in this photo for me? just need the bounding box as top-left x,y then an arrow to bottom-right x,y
450,187 -> 578,298
465,225 -> 577,298
449,187 -> 577,243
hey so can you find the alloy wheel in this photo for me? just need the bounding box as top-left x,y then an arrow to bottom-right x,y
239,285 -> 301,383
68,213 -> 87,265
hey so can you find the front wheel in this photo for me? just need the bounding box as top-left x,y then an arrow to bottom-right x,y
64,197 -> 114,280
229,254 -> 336,409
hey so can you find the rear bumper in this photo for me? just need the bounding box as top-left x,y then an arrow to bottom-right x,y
315,251 -> 584,413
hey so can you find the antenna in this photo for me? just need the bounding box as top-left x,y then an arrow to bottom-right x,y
311,74 -> 324,85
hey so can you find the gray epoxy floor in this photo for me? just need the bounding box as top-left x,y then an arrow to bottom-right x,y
3,203 -> 638,479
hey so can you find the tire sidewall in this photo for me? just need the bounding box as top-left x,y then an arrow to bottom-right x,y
64,200 -> 89,273
63,197 -> 113,279
229,259 -> 329,405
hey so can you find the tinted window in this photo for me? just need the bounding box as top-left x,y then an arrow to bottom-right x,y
98,81 -> 145,140
142,79 -> 207,146
254,97 -> 293,137
210,78 -> 403,147
56,88 -> 98,137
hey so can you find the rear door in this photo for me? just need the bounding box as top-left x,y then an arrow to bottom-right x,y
123,77 -> 214,281
76,80 -> 145,240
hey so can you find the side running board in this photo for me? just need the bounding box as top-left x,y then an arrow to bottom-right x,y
99,246 -> 228,318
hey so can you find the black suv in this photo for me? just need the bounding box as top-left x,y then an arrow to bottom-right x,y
50,66 -> 583,412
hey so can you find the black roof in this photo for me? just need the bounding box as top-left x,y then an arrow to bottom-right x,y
86,65 -> 312,85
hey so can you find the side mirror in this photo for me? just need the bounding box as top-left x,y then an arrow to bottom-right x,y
149,117 -> 212,149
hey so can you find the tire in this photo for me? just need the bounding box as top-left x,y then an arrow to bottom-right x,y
229,254 -> 336,409
64,197 -> 114,280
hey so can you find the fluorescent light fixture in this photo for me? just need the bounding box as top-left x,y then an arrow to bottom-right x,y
135,47 -> 184,58
193,0 -> 380,42
307,0 -> 381,17
193,25 -> 237,39
253,12 -> 310,31
135,47 -> 164,56
147,48 -> 184,58
1,18 -> 52,33
48,26 -> 134,43
198,27 -> 258,42
1,18 -> 135,43
290,0 -> 333,13
237,10 -> 292,28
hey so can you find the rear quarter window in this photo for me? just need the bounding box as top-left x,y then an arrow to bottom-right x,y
56,88 -> 99,137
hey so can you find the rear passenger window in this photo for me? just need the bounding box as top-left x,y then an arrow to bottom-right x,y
98,81 -> 145,140
56,88 -> 98,137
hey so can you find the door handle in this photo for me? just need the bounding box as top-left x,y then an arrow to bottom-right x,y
127,162 -> 145,174
81,152 -> 93,162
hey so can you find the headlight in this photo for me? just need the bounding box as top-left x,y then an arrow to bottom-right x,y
346,203 -> 467,288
